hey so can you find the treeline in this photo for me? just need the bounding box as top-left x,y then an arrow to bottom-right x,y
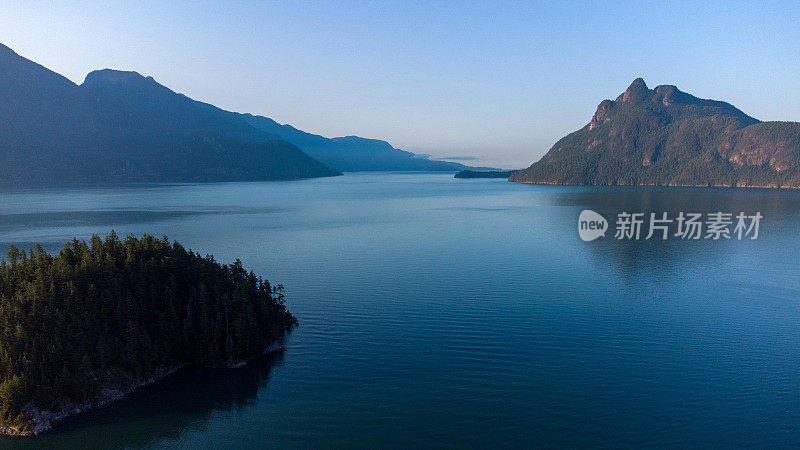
512,141 -> 797,188
0,233 -> 295,430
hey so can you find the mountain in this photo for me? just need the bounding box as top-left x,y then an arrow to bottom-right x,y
510,78 -> 800,188
238,114 -> 469,172
454,170 -> 517,179
0,43 -> 340,184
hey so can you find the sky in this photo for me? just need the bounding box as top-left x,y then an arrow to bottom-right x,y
1,1 -> 799,169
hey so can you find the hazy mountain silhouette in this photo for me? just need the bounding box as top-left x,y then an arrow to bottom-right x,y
0,43 -> 338,184
0,43 -> 475,183
511,78 -> 800,188
239,114 -> 470,172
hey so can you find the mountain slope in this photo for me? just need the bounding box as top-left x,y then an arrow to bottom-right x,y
240,114 -> 469,172
82,69 -> 280,143
511,78 -> 800,188
0,43 -> 340,184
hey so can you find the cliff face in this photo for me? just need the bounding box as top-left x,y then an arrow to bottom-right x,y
511,78 -> 800,188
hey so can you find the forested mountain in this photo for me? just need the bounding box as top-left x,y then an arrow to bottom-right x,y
0,43 -> 339,183
239,114 -> 469,172
511,78 -> 800,187
0,233 -> 295,435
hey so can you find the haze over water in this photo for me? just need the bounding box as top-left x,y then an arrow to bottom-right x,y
2,173 -> 800,447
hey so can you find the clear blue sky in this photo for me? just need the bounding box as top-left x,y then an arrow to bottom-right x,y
1,1 -> 798,168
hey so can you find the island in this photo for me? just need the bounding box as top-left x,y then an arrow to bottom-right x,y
0,233 -> 296,436
455,170 -> 517,179
511,78 -> 800,188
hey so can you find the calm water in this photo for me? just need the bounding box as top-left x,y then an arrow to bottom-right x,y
1,173 -> 800,448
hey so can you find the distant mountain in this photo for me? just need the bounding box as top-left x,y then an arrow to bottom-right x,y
238,114 -> 469,172
511,78 -> 800,188
0,43 -> 340,183
454,170 -> 517,179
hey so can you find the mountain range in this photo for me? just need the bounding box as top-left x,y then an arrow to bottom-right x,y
0,43 -> 468,184
511,78 -> 800,188
238,114 -> 467,172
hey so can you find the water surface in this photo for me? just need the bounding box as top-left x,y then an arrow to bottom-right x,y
1,173 -> 799,447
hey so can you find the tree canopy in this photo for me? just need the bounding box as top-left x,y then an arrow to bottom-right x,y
0,233 -> 295,432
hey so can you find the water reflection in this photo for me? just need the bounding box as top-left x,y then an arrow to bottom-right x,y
538,186 -> 800,281
2,176 -> 800,447
3,353 -> 284,449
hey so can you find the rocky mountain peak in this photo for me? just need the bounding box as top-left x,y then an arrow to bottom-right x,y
82,69 -> 158,89
617,77 -> 650,104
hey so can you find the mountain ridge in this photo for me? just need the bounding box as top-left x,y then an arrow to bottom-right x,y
80,58 -> 472,173
238,113 -> 470,172
0,43 -> 340,183
511,78 -> 800,188
0,43 -> 479,184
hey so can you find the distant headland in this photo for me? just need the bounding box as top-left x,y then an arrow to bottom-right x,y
455,170 -> 517,179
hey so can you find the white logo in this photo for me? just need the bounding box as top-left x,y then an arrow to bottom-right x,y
577,210 -> 762,241
578,210 -> 608,241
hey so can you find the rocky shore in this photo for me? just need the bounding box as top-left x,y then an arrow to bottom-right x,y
0,342 -> 286,437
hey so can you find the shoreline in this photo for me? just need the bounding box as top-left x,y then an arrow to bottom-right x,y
0,341 -> 286,437
509,179 -> 800,190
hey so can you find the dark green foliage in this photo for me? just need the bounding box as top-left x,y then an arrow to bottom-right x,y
0,233 -> 295,428
511,78 -> 800,188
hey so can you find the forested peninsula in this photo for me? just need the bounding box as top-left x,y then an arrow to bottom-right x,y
0,233 -> 296,436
